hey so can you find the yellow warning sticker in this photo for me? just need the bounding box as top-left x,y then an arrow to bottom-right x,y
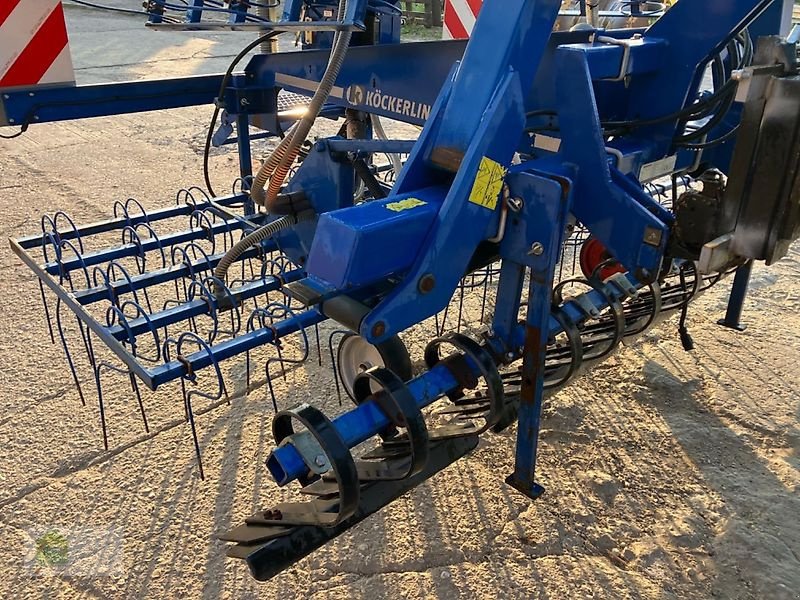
386,198 -> 427,213
468,156 -> 507,211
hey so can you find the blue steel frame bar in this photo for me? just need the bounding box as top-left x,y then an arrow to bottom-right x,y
42,217 -> 256,276
73,246 -> 263,305
0,75 -> 224,127
15,193 -> 247,250
104,269 -> 303,340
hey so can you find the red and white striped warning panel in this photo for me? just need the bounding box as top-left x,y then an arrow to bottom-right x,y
443,0 -> 483,40
0,0 -> 75,89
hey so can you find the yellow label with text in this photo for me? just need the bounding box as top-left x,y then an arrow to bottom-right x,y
386,198 -> 427,213
469,156 -> 507,210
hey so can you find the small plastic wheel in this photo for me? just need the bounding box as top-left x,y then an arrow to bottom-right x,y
336,334 -> 412,401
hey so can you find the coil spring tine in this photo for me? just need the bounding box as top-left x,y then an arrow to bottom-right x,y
187,278 -> 221,344
263,302 -> 310,412
124,197 -> 151,225
133,222 -> 167,270
203,275 -> 242,339
113,200 -> 132,228
189,209 -> 217,253
106,260 -> 145,311
116,300 -> 162,364
53,210 -> 84,254
164,331 -> 230,479
54,299 -> 87,407
95,303 -> 151,436
56,240 -> 97,365
177,187 -> 201,210
121,225 -> 148,276
212,208 -> 236,253
38,279 -> 56,344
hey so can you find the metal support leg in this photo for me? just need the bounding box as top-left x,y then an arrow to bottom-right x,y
506,176 -> 572,501
237,113 -> 255,215
718,260 -> 753,331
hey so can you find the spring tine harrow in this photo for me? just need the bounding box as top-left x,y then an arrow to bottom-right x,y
7,0 -> 800,585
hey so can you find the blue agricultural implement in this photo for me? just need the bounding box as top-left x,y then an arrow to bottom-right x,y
2,0 -> 799,581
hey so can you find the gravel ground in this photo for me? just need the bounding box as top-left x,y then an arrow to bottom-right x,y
0,6 -> 798,600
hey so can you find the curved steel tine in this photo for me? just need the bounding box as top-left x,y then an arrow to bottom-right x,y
480,265 -> 492,325
37,279 -> 56,344
327,330 -> 351,406
263,301 -> 310,412
457,277 -> 466,333
121,225 -> 148,275
314,323 -> 322,367
124,197 -> 150,225
133,221 -> 169,271
53,210 -> 84,254
202,275 -> 242,339
36,227 -> 63,344
187,278 -> 220,344
54,298 -> 87,407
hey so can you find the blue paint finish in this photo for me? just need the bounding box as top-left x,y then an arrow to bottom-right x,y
306,187 -> 445,289
1,75 -> 224,126
555,46 -> 668,280
267,360 -> 462,485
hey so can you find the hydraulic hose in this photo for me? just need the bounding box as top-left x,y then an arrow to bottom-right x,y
214,214 -> 302,287
215,1 -> 352,295
250,0 -> 353,211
